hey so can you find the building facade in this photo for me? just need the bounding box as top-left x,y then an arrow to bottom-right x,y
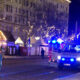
0,0 -> 69,44
47,0 -> 69,36
0,0 -> 29,41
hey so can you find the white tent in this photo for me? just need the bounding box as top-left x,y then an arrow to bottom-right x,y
15,37 -> 24,46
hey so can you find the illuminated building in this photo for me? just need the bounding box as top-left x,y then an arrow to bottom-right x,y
0,0 -> 69,44
0,0 -> 29,41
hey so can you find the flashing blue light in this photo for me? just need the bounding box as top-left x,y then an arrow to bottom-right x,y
52,40 -> 56,43
48,40 -> 51,43
70,58 -> 74,62
62,58 -> 65,61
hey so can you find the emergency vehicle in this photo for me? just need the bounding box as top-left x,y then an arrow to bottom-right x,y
48,37 -> 80,69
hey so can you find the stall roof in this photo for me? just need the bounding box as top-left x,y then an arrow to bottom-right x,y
0,30 -> 7,41
15,37 -> 24,44
2,30 -> 15,42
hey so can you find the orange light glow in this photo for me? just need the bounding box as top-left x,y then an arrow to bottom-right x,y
0,31 -> 7,41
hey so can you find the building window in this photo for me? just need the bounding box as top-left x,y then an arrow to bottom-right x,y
30,12 -> 32,16
7,0 -> 12,2
6,5 -> 13,13
15,0 -> 18,3
66,7 -> 67,12
19,8 -> 25,14
6,15 -> 12,21
26,10 -> 28,19
30,2 -> 33,7
33,3 -> 36,8
56,4 -> 58,8
37,13 -> 42,20
15,7 -> 18,13
22,9 -> 25,14
19,16 -> 21,23
14,17 -> 17,23
6,5 -> 8,12
19,8 -> 21,13
23,0 -> 26,6
26,0 -> 29,6
61,4 -> 63,8
19,0 -> 22,4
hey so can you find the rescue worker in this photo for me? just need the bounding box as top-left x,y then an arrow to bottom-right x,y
48,46 -> 52,62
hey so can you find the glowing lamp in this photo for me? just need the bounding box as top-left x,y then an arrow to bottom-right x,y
57,56 -> 61,60
52,40 -> 56,43
70,58 -> 74,62
35,37 -> 40,40
48,40 -> 51,43
76,57 -> 80,61
62,58 -> 65,61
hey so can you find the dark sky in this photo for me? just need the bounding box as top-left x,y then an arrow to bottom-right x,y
71,0 -> 80,3
68,0 -> 80,35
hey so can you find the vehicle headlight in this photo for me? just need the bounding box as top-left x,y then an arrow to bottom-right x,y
57,56 -> 61,60
76,57 -> 80,61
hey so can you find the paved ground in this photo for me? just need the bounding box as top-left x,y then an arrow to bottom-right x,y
0,55 -> 80,80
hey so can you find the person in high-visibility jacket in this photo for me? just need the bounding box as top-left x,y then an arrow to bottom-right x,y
48,46 -> 52,62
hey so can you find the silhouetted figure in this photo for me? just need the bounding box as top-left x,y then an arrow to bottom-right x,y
41,48 -> 45,59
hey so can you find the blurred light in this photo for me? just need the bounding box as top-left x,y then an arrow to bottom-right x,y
57,38 -> 63,44
27,44 -> 32,47
30,44 -> 32,47
66,0 -> 71,3
48,40 -> 51,43
70,58 -> 74,62
0,31 -> 7,41
57,56 -> 61,60
76,57 -> 80,61
70,35 -> 75,40
35,37 -> 40,40
2,42 -> 7,45
77,33 -> 80,39
52,40 -> 56,43
46,34 -> 49,37
53,59 -> 55,62
15,37 -> 24,45
31,25 -> 33,29
62,58 -> 65,61
75,46 -> 80,51
77,35 -> 79,39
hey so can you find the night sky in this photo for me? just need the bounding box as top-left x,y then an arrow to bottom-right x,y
68,0 -> 80,35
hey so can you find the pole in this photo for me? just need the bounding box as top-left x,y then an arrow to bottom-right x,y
75,21 -> 77,34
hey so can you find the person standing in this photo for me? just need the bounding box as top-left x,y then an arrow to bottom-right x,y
48,46 -> 52,62
41,48 -> 45,59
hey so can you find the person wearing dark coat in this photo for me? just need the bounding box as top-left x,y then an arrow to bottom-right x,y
41,48 -> 45,59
